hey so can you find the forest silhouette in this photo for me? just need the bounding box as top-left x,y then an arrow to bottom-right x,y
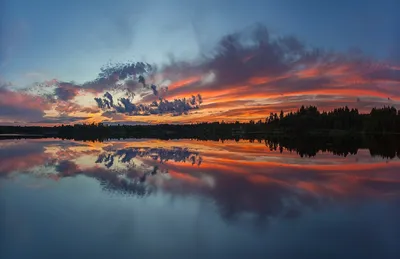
2,105 -> 400,138
2,106 -> 400,159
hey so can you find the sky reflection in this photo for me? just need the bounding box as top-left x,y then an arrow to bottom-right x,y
1,138 -> 400,259
1,138 -> 400,222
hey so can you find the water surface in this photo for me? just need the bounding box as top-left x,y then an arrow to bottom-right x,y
1,138 -> 399,259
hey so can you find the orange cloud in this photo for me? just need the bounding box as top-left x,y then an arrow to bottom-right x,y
168,76 -> 201,90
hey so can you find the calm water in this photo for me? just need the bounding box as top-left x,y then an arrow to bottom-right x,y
1,138 -> 400,259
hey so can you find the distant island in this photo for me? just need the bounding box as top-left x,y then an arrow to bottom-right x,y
1,106 -> 400,142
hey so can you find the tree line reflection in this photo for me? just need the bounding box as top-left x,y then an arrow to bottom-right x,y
1,138 -> 400,226
259,134 -> 400,159
2,133 -> 400,159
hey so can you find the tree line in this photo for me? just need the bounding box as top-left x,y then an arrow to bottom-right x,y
2,106 -> 400,141
261,105 -> 400,134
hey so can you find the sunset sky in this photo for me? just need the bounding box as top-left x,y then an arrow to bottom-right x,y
1,0 -> 399,125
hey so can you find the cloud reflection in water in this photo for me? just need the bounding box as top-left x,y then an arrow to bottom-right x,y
1,138 -> 400,223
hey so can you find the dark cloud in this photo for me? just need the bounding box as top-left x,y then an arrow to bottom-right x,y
82,62 -> 154,92
366,68 -> 400,82
156,24 -> 400,106
164,24 -> 323,95
32,62 -> 156,103
53,82 -> 80,101
209,30 -> 304,82
150,84 -> 158,96
0,103 -> 45,122
95,91 -> 203,116
40,61 -> 183,118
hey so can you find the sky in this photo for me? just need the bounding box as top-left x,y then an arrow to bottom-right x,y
0,0 -> 400,125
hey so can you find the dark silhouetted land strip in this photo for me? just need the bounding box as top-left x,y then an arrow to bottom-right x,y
2,106 -> 400,140
1,106 -> 400,158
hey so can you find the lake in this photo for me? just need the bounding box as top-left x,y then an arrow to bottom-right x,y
1,138 -> 399,259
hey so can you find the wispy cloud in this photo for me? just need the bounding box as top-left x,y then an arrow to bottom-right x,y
0,87 -> 50,122
31,115 -> 91,124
